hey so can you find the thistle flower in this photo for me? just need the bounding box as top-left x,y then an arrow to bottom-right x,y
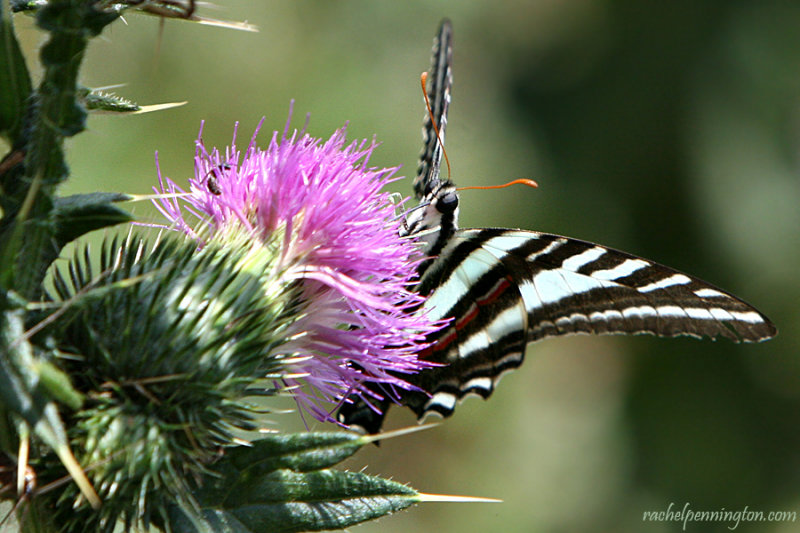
48,234 -> 297,531
154,108 -> 442,423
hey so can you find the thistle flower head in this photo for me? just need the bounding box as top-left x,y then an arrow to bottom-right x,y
155,107 -> 442,423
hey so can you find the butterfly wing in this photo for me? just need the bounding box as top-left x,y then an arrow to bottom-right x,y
337,19 -> 776,432
413,18 -> 453,199
400,228 -> 777,419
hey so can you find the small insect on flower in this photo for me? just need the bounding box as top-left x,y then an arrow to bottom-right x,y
204,163 -> 229,195
153,105 -> 446,424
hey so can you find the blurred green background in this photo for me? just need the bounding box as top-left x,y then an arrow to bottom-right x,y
11,1 -> 800,532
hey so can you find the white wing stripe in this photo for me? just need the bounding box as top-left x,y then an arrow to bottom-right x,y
731,310 -> 765,324
622,305 -> 659,320
694,288 -> 726,298
463,377 -> 492,393
655,305 -> 689,318
532,270 -> 575,306
485,304 -> 526,343
425,391 -> 457,412
422,248 -> 501,320
526,238 -> 566,261
591,258 -> 649,281
556,314 -> 587,328
589,309 -> 624,323
709,307 -> 735,321
459,328 -> 490,360
684,307 -> 762,324
458,305 -> 525,360
685,307 -> 715,320
422,270 -> 471,321
561,270 -> 616,295
427,233 -> 544,316
523,269 -> 612,308
638,273 -> 692,292
483,234 -> 531,256
561,246 -> 606,271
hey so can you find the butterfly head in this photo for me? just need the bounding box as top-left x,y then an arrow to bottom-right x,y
403,178 -> 459,254
429,179 -> 458,215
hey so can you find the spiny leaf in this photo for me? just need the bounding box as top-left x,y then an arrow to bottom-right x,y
78,87 -> 139,113
171,468 -> 419,533
52,192 -> 132,247
0,0 -> 33,144
78,86 -> 187,114
226,432 -> 368,474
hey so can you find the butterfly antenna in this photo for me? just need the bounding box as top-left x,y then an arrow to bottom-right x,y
457,178 -> 539,191
421,72 -> 451,180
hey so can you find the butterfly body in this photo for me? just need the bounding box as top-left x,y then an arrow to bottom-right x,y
401,178 -> 459,265
336,19 -> 776,432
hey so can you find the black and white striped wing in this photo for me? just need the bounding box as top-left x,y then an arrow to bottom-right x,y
413,18 -> 453,199
402,228 -> 777,419
336,19 -> 776,433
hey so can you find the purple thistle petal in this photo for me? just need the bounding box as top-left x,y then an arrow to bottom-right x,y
154,107 -> 447,424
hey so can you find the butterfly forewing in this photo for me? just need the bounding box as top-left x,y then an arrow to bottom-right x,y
482,230 -> 774,341
407,228 -> 776,418
413,19 -> 453,199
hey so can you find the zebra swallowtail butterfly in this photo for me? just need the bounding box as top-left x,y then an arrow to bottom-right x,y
337,19 -> 776,433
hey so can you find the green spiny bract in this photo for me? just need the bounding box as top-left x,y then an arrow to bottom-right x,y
40,233 -> 300,531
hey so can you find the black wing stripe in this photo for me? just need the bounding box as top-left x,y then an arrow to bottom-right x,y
414,19 -> 453,199
415,206 -> 459,279
411,228 -> 776,419
527,237 -> 598,269
417,227 -> 508,296
410,253 -> 529,417
417,228 -> 558,301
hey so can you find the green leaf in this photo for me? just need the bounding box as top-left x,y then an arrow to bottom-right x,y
0,0 -> 33,144
227,432 -> 367,473
33,358 -> 83,411
0,305 -> 65,437
0,192 -> 134,297
52,192 -> 132,247
0,301 -> 99,508
78,87 -> 140,113
0,195 -> 58,297
173,468 -> 419,533
0,175 -> 131,300
165,432 -> 419,532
